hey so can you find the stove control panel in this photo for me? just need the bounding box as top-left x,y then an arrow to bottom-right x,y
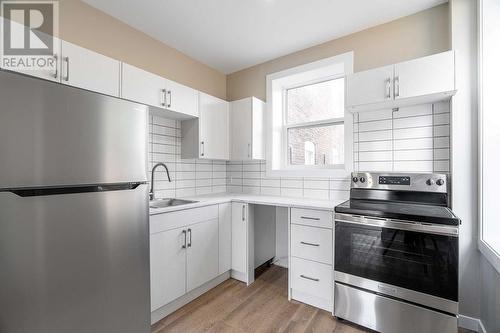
379,176 -> 410,185
351,172 -> 448,193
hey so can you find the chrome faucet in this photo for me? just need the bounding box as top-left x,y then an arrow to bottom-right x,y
150,163 -> 171,201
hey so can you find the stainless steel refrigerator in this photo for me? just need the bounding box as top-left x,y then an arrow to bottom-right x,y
0,71 -> 151,333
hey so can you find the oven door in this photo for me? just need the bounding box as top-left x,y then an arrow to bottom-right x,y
334,214 -> 458,309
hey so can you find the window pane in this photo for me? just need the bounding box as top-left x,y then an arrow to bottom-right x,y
286,78 -> 344,125
288,124 -> 344,166
482,0 -> 500,254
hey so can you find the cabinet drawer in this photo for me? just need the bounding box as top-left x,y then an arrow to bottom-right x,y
291,208 -> 332,229
291,257 -> 332,301
291,224 -> 332,265
150,205 -> 218,234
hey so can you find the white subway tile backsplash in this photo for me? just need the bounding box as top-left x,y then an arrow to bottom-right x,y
393,115 -> 432,129
357,140 -> 393,152
357,130 -> 392,142
394,138 -> 433,150
358,151 -> 393,162
394,149 -> 433,161
359,161 -> 393,171
354,101 -> 450,173
358,119 -> 392,132
394,127 -> 433,140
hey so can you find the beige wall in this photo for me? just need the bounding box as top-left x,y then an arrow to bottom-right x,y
227,3 -> 450,101
58,0 -> 226,100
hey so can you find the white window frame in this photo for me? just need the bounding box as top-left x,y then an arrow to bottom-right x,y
478,0 -> 500,273
265,52 -> 354,178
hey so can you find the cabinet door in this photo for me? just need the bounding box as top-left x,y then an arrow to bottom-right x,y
0,18 -> 61,83
230,98 -> 252,160
150,227 -> 186,311
394,51 -> 455,99
199,92 -> 229,160
186,219 -> 219,292
122,63 -> 165,108
165,79 -> 199,117
251,98 -> 265,160
346,65 -> 393,107
218,203 -> 232,274
61,41 -> 120,97
231,202 -> 247,274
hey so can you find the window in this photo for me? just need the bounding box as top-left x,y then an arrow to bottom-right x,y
286,78 -> 345,167
479,0 -> 500,273
266,52 -> 353,177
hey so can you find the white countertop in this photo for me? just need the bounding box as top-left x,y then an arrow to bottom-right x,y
149,193 -> 345,215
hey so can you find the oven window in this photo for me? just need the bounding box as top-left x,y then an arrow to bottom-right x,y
335,221 -> 458,301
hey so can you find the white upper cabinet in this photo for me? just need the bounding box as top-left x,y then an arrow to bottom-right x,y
165,79 -> 199,117
346,65 -> 394,108
394,51 -> 455,99
346,51 -> 455,112
121,63 -> 165,108
60,41 -> 120,97
182,92 -> 230,160
230,97 -> 265,161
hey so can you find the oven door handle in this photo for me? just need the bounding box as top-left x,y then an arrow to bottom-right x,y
335,217 -> 458,237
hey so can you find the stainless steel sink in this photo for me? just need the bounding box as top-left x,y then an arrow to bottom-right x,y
149,198 -> 198,209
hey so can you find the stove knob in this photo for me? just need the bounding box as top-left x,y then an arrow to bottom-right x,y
359,177 -> 366,183
426,179 -> 435,186
436,179 -> 445,186
352,177 -> 358,183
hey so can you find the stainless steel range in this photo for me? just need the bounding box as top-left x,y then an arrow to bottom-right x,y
334,172 -> 460,333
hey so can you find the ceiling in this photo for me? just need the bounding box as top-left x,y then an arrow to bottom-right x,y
83,0 -> 447,74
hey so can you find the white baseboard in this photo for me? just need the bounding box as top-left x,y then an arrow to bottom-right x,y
459,315 -> 488,333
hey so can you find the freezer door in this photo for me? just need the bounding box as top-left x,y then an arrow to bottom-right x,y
0,184 -> 150,333
0,71 -> 148,188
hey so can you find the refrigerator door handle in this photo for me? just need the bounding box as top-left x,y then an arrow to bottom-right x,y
2,182 -> 147,197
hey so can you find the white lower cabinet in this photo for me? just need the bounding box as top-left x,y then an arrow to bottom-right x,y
218,203 -> 232,274
231,202 -> 247,275
186,218 -> 219,292
150,205 -> 221,313
150,227 -> 186,311
290,208 -> 333,312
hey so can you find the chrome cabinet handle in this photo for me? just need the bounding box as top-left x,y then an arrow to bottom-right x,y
394,76 -> 400,97
167,90 -> 172,108
385,78 -> 391,99
182,230 -> 187,249
200,141 -> 205,157
300,275 -> 319,282
187,228 -> 192,247
242,205 -> 246,221
300,216 -> 320,221
247,143 -> 251,158
53,54 -> 58,79
300,241 -> 319,247
161,89 -> 167,106
64,56 -> 70,82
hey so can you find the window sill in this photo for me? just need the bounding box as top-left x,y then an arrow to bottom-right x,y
479,239 -> 500,275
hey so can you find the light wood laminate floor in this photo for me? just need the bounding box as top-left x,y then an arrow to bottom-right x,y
151,265 -> 473,333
